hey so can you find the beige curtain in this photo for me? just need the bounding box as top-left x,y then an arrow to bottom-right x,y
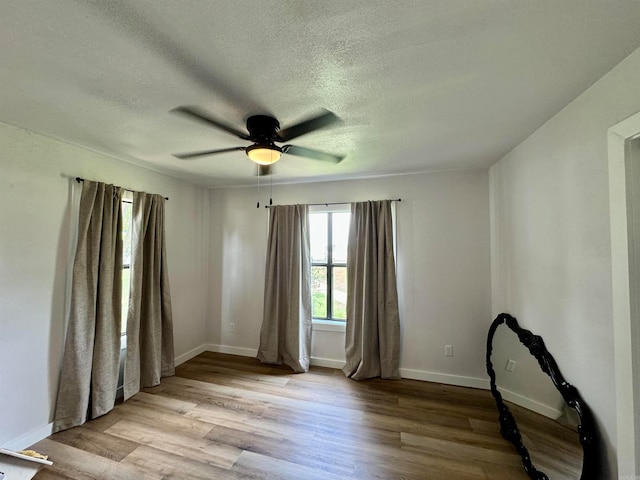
343,200 -> 401,380
123,192 -> 175,401
53,181 -> 123,432
257,204 -> 312,373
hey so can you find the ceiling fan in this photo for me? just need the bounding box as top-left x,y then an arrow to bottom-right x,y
171,106 -> 345,175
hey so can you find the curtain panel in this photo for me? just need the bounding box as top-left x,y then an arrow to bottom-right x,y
257,204 -> 312,373
53,181 -> 123,432
343,200 -> 401,380
124,191 -> 175,400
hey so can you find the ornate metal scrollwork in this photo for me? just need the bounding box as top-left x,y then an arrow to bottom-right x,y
486,313 -> 600,480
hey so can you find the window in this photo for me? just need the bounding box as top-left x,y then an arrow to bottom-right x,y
310,206 -> 350,322
117,196 -> 133,400
121,197 -> 133,334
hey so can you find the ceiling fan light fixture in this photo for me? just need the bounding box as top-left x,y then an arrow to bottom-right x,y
172,107 -> 343,166
246,144 -> 282,165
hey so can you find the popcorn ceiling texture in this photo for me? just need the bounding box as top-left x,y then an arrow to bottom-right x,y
0,0 -> 640,186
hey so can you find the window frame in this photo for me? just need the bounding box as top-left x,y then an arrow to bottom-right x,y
309,204 -> 350,325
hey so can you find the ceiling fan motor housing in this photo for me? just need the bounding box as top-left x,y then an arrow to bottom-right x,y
246,115 -> 280,143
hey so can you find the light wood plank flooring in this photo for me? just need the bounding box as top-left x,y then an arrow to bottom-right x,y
30,352 -> 578,479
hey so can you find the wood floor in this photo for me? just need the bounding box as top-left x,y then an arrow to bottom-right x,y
30,352 -> 579,479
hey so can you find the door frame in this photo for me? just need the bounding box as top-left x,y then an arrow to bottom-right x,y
608,111 -> 640,478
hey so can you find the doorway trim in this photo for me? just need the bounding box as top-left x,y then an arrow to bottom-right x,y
608,110 -> 640,478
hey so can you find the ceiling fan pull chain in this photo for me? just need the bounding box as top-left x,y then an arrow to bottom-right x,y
256,164 -> 261,208
269,170 -> 273,206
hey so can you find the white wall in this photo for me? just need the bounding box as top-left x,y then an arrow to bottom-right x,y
490,46 -> 640,478
0,122 -> 210,448
208,169 -> 492,385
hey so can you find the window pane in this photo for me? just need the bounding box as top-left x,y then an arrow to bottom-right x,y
121,200 -> 133,336
311,266 -> 327,318
332,266 -> 347,320
121,267 -> 130,333
309,213 -> 328,263
122,201 -> 133,266
332,212 -> 350,264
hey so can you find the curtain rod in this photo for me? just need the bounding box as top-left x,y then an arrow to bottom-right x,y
264,199 -> 401,208
75,177 -> 169,201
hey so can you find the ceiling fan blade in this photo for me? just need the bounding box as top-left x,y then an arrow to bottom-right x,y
282,145 -> 344,163
171,106 -> 252,140
173,146 -> 246,159
276,110 -> 341,142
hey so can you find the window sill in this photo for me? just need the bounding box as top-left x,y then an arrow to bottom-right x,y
312,319 -> 346,332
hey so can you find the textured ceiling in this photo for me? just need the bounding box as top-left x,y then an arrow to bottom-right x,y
2,1 -> 640,187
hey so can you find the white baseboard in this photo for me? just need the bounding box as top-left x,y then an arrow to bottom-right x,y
310,356 -> 345,369
175,344 -> 210,366
175,344 -> 259,365
498,387 -> 562,420
399,367 -> 490,390
207,344 -> 258,357
2,423 -> 53,451
179,344 -> 491,391
187,344 -> 346,370
184,345 -> 490,389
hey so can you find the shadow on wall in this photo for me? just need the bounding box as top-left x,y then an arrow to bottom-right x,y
47,178 -> 75,423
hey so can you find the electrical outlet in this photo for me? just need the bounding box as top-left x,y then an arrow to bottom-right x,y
505,359 -> 517,372
229,322 -> 236,333
444,345 -> 453,357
